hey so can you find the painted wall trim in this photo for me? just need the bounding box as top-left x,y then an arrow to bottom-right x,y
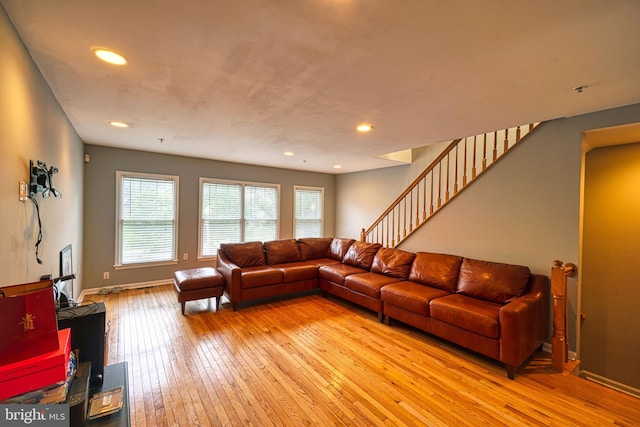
579,370 -> 640,399
78,278 -> 172,302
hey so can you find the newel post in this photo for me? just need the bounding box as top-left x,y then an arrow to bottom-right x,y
551,260 -> 577,372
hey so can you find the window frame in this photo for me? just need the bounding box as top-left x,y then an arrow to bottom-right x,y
293,185 -> 324,239
114,171 -> 179,269
198,177 -> 280,260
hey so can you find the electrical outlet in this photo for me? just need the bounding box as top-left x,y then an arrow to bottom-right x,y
183,253 -> 188,260
19,180 -> 27,201
103,272 -> 110,280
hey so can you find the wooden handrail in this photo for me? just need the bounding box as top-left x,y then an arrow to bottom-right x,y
361,123 -> 542,245
362,139 -> 460,239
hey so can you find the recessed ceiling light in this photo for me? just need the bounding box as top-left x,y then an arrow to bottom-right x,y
284,151 -> 294,156
93,47 -> 128,65
109,120 -> 129,128
333,164 -> 342,169
356,123 -> 373,132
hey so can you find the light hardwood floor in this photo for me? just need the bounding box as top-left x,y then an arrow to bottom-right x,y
88,284 -> 639,426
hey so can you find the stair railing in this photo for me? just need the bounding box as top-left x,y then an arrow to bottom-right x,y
361,122 -> 542,247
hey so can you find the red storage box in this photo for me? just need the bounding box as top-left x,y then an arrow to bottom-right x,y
0,279 -> 60,365
0,328 -> 71,400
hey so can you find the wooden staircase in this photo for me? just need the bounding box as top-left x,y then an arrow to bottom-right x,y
361,122 -> 543,247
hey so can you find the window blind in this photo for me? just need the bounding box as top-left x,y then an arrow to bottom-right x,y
200,180 -> 279,256
295,187 -> 323,238
201,182 -> 242,257
119,174 -> 177,264
244,185 -> 278,242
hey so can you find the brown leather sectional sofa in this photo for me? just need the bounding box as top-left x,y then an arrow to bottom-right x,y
216,237 -> 549,378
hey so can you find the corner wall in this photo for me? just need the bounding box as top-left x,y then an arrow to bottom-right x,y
0,5 -> 84,293
336,102 -> 640,350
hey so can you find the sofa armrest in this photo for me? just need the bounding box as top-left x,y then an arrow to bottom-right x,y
216,249 -> 241,308
499,274 -> 550,370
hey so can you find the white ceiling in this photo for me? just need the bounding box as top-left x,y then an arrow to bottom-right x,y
3,0 -> 640,174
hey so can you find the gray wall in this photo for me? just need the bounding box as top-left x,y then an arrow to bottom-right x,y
0,5 -> 84,293
82,144 -> 336,289
335,142 -> 449,240
336,102 -> 640,350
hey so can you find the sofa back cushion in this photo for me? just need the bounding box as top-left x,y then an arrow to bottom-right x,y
457,258 -> 530,304
343,241 -> 381,270
298,237 -> 333,261
408,252 -> 463,293
328,238 -> 355,261
371,247 -> 416,279
220,241 -> 265,268
264,239 -> 302,265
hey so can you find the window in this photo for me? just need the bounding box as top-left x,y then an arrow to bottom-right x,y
294,186 -> 324,238
199,179 -> 279,258
116,172 -> 178,267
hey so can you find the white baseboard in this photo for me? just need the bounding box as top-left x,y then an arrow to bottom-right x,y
541,342 -> 639,398
78,278 -> 173,302
541,342 -> 577,362
580,370 -> 640,398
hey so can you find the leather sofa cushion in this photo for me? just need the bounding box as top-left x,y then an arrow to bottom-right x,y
273,262 -> 318,283
457,258 -> 530,304
174,267 -> 224,292
344,272 -> 401,299
328,238 -> 355,261
381,281 -> 449,316
220,241 -> 265,267
430,294 -> 501,339
371,247 -> 416,279
240,266 -> 283,289
264,239 -> 302,265
343,241 -> 381,270
298,237 -> 333,260
303,258 -> 340,267
408,252 -> 463,293
319,263 -> 367,286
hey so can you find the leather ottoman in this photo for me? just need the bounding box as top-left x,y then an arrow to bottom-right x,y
173,267 -> 225,315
